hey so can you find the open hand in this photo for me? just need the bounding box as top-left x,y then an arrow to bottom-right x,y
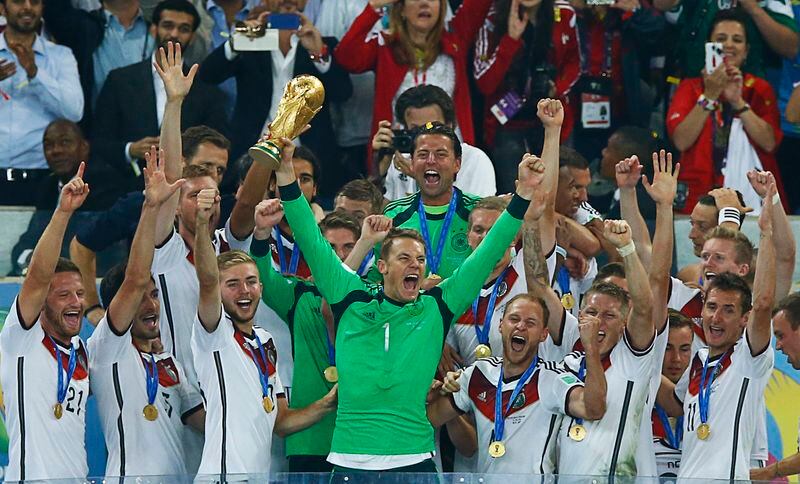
154,41 -> 198,101
143,145 -> 185,206
642,149 -> 680,206
507,0 -> 530,40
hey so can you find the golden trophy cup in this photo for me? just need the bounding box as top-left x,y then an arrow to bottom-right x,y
249,75 -> 325,169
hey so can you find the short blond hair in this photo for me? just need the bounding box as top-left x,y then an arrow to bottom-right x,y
704,226 -> 754,265
217,250 -> 256,272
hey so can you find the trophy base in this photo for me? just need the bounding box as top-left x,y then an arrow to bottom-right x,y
248,140 -> 282,170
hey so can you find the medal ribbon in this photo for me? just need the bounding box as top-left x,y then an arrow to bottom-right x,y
473,267 -> 510,347
573,357 -> 587,427
417,190 -> 458,275
557,266 -> 572,298
144,353 -> 158,406
273,227 -> 301,275
49,336 -> 77,406
493,356 -> 539,443
245,332 -> 271,398
655,403 -> 683,449
357,248 -> 374,276
323,327 -> 335,367
698,349 -> 729,427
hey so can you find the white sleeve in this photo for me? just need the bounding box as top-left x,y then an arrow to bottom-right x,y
0,297 -> 44,355
86,314 -> 132,366
451,364 -> 476,413
739,332 -> 775,379
574,202 -> 602,225
222,219 -> 253,252
674,361 -> 690,405
191,306 -> 232,353
152,229 -> 189,273
538,361 -> 584,416
272,370 -> 285,399
176,359 -> 205,416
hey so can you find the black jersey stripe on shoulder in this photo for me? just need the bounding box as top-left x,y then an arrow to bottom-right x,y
383,191 -> 419,213
213,351 -> 228,479
112,363 -> 126,476
729,378 -> 750,480
287,281 -> 323,330
330,290 -> 374,322
425,286 -> 453,342
157,274 -> 176,355
539,414 -> 559,474
16,356 -> 25,480
608,380 -> 635,476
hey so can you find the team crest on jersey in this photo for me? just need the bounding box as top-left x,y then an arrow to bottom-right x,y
497,281 -> 508,298
477,391 -> 488,402
511,393 -> 525,409
451,232 -> 470,253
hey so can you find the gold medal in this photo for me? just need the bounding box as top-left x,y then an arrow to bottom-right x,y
53,402 -> 63,420
488,440 -> 506,458
569,424 -> 586,441
324,366 -> 339,383
143,404 -> 158,421
475,344 -> 492,359
697,423 -> 710,440
561,293 -> 575,310
429,273 -> 441,280
263,395 -> 274,413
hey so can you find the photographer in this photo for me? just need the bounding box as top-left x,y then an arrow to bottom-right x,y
473,0 -> 581,194
372,85 -> 496,201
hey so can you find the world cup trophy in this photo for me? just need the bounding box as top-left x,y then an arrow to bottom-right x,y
249,75 -> 325,169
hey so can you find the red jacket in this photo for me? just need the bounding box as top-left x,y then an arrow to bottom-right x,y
666,75 -> 786,213
473,2 -> 580,145
334,0 -> 491,168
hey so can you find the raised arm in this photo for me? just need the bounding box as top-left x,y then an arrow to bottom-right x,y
106,148 -> 184,334
536,99 -> 564,254
603,220 -> 654,350
641,150 -> 681,333
747,170 -> 795,300
251,199 -> 298,322
747,181 -> 777,356
566,315 -> 607,420
18,164 -> 89,327
274,385 -> 338,437
472,0 -> 524,95
439,156 -> 540,319
344,215 -> 392,271
275,138 -> 366,305
194,188 -> 224,332
154,42 -> 198,245
229,152 -> 272,240
741,0 -> 799,60
615,156 -> 653,267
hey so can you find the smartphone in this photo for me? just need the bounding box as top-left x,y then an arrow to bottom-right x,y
392,129 -> 416,154
268,13 -> 301,30
705,42 -> 724,73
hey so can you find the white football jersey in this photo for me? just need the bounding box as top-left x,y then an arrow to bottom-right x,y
88,315 -> 204,476
451,357 -> 579,474
556,330 -> 657,477
0,297 -> 90,480
447,245 -> 558,367
192,309 -> 284,477
675,334 -> 773,480
634,325 -> 670,477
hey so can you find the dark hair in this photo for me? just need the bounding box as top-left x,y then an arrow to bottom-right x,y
380,228 -> 427,261
492,0 -> 556,86
100,263 -> 127,308
559,146 -> 589,170
502,293 -> 551,327
705,272 -> 753,314
668,308 -> 694,331
611,126 -> 657,179
182,126 -> 230,161
55,257 -> 82,276
395,85 -> 457,127
708,8 -> 748,44
319,210 -> 362,240
772,292 -> 800,330
235,153 -> 254,185
292,145 -> 321,184
152,0 -> 201,31
412,121 -> 462,159
597,262 -> 626,281
181,163 -> 215,180
697,191 -> 747,224
45,119 -> 85,140
336,179 -> 385,215
584,281 -> 631,316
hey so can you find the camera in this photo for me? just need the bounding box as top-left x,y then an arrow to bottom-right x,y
529,65 -> 556,101
392,129 -> 417,154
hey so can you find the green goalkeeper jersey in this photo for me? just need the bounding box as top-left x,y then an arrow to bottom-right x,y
279,181 -> 528,456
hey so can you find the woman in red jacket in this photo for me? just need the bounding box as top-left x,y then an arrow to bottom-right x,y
334,0 -> 492,172
667,9 -> 786,214
473,0 -> 580,193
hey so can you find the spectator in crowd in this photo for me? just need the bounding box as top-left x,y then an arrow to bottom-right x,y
9,119 -> 126,276
570,0 -> 664,163
374,85 -> 496,201
650,310 -> 693,479
335,0 -> 493,168
317,0 -> 382,178
653,0 -> 797,78
93,6 -> 227,190
43,0 -> 154,122
334,178 -> 385,220
0,0 -> 83,205
473,0 -> 580,194
197,0 -> 352,197
668,10 -> 787,214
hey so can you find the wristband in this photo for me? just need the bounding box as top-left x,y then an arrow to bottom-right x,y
555,245 -> 568,259
717,207 -> 742,227
616,241 -> 636,258
697,94 -> 719,112
772,193 -> 780,206
732,103 -> 750,115
309,44 -> 329,63
85,304 -> 104,316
